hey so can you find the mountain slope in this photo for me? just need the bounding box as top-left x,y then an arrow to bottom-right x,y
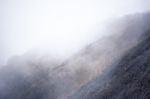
0,12 -> 150,99
71,26 -> 150,99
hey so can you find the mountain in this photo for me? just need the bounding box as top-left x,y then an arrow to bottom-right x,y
70,15 -> 150,99
51,12 -> 150,99
0,12 -> 150,99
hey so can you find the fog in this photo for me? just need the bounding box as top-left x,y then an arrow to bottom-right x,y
0,0 -> 149,65
70,13 -> 150,99
0,12 -> 150,99
0,0 -> 150,99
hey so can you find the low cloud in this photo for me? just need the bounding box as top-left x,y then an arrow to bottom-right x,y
0,12 -> 150,99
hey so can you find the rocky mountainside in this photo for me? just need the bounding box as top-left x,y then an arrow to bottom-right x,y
51,12 -> 150,99
0,12 -> 150,99
71,20 -> 150,99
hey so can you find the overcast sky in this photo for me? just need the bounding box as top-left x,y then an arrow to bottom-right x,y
0,0 -> 150,65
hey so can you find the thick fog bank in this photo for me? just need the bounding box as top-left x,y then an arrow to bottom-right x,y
0,12 -> 150,99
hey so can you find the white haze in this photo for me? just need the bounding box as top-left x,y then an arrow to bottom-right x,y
0,0 -> 149,65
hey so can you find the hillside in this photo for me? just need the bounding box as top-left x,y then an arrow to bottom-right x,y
0,12 -> 150,99
71,17 -> 150,99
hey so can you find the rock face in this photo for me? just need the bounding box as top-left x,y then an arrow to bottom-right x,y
71,27 -> 150,99
0,12 -> 150,99
50,13 -> 150,99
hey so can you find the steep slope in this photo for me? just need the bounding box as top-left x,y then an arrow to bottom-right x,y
50,12 -> 150,99
71,26 -> 150,99
0,12 -> 150,99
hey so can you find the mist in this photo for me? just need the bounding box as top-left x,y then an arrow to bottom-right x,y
0,12 -> 150,99
0,0 -> 150,65
0,0 -> 150,99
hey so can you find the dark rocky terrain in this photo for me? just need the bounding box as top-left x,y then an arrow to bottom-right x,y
0,12 -> 150,99
71,20 -> 150,99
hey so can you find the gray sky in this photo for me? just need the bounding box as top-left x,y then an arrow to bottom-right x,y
0,0 -> 150,65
